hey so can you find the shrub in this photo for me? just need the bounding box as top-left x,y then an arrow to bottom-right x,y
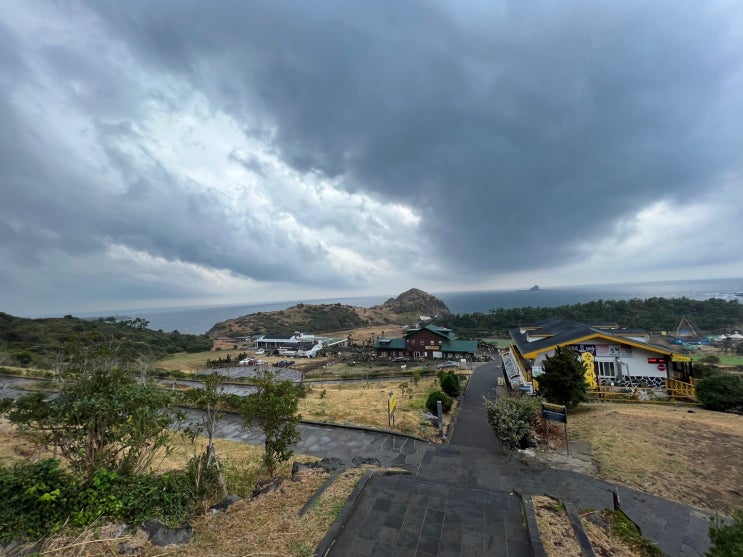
0,459 -> 194,543
425,391 -> 453,414
485,396 -> 542,449
75,468 -> 194,528
0,459 -> 77,542
708,511 -> 743,557
440,372 -> 460,397
696,374 -> 743,413
188,451 -> 224,506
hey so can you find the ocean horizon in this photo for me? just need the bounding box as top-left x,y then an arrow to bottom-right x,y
63,277 -> 743,335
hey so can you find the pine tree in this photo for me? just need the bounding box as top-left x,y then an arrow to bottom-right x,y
537,345 -> 587,409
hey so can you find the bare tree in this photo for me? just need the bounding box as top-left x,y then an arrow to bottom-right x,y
134,351 -> 157,382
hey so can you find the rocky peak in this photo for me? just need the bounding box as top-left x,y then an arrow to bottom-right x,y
376,288 -> 450,316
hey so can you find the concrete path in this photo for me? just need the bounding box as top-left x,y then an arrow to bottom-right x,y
205,363 -> 715,556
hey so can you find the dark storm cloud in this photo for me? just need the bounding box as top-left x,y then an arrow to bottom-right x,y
85,0 -> 743,275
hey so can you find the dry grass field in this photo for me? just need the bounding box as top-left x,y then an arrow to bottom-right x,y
299,377 -> 460,440
567,403 -> 743,516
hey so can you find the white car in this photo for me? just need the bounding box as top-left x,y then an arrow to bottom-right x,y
255,349 -> 265,355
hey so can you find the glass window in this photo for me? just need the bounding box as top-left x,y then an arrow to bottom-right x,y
597,361 -> 616,378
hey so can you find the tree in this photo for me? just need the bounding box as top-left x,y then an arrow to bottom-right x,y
180,372 -> 237,497
239,369 -> 301,479
134,351 -> 156,383
537,345 -> 588,409
9,367 -> 176,478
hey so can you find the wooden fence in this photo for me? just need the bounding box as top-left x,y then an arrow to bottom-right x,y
587,378 -> 697,404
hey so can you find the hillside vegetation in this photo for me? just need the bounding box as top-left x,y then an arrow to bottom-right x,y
0,312 -> 212,369
438,297 -> 743,337
208,288 -> 450,337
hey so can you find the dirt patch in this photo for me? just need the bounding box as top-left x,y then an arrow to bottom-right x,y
533,495 -> 582,557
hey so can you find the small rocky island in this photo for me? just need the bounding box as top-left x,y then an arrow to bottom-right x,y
529,285 -> 541,291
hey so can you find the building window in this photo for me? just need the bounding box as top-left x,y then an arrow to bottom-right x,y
596,361 -> 616,378
438,340 -> 443,345
420,340 -> 425,345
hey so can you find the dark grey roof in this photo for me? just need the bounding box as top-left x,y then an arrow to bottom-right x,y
509,317 -> 673,358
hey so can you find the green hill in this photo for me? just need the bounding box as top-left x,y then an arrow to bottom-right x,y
0,312 -> 212,369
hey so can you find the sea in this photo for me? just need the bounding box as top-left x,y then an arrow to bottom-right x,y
74,278 -> 743,335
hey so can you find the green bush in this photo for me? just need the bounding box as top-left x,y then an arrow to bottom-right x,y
0,460 -> 194,542
708,511 -> 743,557
485,396 -> 542,449
440,372 -> 460,397
74,468 -> 194,528
696,374 -> 743,413
0,459 -> 77,542
425,391 -> 453,414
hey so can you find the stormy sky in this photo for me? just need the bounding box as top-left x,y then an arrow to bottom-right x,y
2,1 -> 742,315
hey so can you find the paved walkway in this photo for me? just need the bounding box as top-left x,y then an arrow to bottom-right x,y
207,363 -> 715,556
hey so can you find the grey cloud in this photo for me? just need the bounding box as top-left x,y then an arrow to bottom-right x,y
84,0 -> 743,275
2,1 -> 743,315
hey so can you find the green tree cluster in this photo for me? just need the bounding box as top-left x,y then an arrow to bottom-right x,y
0,312 -> 212,369
438,297 -> 743,337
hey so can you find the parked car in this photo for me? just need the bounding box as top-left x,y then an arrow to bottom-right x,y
239,358 -> 258,365
275,360 -> 295,368
436,361 -> 458,369
255,349 -> 266,355
393,356 -> 409,362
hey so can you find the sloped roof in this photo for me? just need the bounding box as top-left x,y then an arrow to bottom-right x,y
374,338 -> 406,350
509,317 -> 682,359
442,340 -> 478,354
404,324 -> 454,340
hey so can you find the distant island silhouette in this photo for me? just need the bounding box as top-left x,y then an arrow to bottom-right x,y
517,285 -> 542,292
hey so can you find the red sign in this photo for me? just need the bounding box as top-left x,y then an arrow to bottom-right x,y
647,357 -> 664,364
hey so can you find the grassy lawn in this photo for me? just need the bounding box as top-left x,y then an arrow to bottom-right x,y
157,350 -> 226,372
692,353 -> 743,366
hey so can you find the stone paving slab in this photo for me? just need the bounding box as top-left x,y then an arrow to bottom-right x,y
326,473 -> 531,557
201,364 -> 717,557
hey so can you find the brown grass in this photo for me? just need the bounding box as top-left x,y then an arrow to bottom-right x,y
567,404 -> 743,515
533,496 -> 582,557
299,377 -> 460,441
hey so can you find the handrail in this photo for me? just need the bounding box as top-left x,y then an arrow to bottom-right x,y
666,378 -> 696,399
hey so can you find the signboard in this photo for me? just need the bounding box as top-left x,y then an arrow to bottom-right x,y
647,357 -> 664,364
570,344 -> 632,357
541,403 -> 569,455
532,366 -> 544,377
541,403 -> 567,424
582,352 -> 597,388
388,392 -> 398,427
